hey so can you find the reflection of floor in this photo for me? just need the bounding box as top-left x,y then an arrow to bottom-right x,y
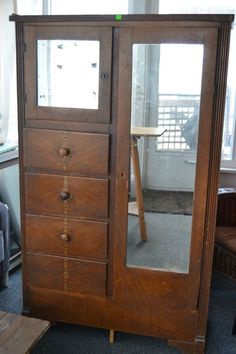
127,213 -> 192,273
131,189 -> 193,215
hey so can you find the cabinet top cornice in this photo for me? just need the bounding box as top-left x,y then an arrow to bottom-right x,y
9,13 -> 234,25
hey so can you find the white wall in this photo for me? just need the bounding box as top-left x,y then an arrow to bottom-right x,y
0,163 -> 20,238
219,171 -> 236,187
144,151 -> 196,191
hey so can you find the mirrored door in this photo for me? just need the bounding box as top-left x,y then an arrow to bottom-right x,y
114,27 -> 218,309
24,26 -> 112,123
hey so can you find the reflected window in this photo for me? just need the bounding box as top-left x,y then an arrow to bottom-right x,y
37,40 -> 100,109
127,43 -> 203,273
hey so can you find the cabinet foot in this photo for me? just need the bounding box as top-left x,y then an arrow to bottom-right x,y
109,329 -> 115,344
21,307 -> 31,317
168,337 -> 205,354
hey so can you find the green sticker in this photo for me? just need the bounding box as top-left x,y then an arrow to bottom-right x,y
115,14 -> 122,21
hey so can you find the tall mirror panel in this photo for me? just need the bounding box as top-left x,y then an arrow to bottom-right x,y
127,43 -> 204,273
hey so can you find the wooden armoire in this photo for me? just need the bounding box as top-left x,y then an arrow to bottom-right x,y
11,14 -> 234,353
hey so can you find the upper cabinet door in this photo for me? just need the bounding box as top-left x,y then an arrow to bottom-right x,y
24,25 -> 112,123
113,25 -> 219,310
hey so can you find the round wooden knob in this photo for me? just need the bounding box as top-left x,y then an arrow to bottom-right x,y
58,147 -> 70,157
60,234 -> 70,242
60,191 -> 70,200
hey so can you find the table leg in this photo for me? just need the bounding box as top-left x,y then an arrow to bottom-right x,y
130,136 -> 147,241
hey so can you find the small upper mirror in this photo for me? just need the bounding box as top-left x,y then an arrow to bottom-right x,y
37,40 -> 100,109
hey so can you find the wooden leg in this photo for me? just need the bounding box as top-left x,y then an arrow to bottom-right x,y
109,329 -> 115,344
232,316 -> 236,335
131,136 -> 147,241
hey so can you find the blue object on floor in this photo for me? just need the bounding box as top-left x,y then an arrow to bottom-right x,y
0,202 -> 10,287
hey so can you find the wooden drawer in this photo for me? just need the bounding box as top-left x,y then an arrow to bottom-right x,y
27,253 -> 107,296
24,129 -> 109,176
26,215 -> 107,261
25,173 -> 108,219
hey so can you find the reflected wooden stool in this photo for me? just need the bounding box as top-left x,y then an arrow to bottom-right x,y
128,127 -> 167,242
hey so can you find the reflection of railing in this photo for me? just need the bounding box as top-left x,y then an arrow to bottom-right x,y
156,94 -> 200,151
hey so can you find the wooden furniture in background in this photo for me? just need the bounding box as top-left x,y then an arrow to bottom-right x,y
213,188 -> 236,279
11,14 -> 233,353
213,188 -> 236,337
0,311 -> 49,354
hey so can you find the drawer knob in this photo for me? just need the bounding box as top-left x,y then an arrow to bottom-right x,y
58,147 -> 70,157
60,233 -> 70,242
60,191 -> 70,200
